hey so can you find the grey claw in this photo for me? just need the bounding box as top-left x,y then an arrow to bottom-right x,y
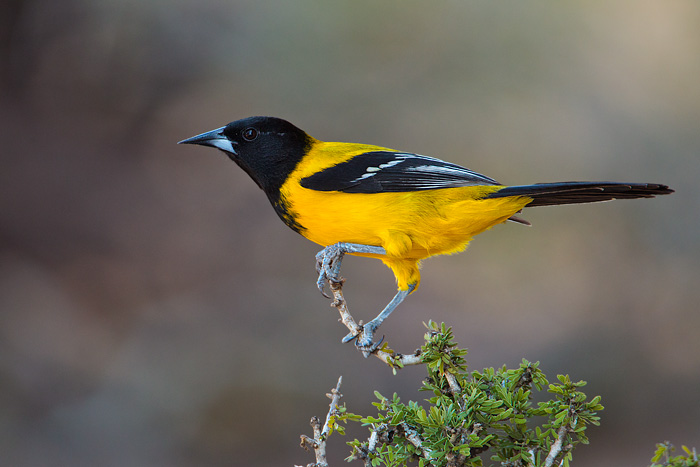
341,331 -> 357,343
315,244 -> 346,299
345,325 -> 383,357
359,334 -> 384,357
318,281 -> 331,299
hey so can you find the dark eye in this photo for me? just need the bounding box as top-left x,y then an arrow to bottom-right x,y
242,127 -> 258,141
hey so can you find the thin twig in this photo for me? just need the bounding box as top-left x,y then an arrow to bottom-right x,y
329,280 -> 362,338
398,422 -> 432,459
366,424 -> 385,454
444,371 -> 462,396
362,422 -> 433,464
444,370 -> 467,415
298,376 -> 343,467
527,447 -> 537,467
544,424 -> 570,467
329,280 -> 423,367
320,376 -> 343,440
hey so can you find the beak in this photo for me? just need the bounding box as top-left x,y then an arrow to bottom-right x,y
178,126 -> 237,154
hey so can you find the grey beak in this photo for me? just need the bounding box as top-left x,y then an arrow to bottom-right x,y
178,126 -> 237,154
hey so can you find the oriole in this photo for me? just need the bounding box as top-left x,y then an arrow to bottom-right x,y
180,116 -> 673,352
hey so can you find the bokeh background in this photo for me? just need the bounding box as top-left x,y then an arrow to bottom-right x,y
1,1 -> 698,466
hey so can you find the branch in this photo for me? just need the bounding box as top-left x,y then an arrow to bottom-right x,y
366,423 -> 386,459
298,376 -> 343,467
544,423 -> 572,467
444,371 -> 462,397
328,280 -> 423,368
359,422 -> 433,465
398,422 -> 434,460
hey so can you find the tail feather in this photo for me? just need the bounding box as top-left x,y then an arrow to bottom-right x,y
487,182 -> 674,208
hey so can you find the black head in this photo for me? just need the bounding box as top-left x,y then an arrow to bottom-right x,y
179,116 -> 311,197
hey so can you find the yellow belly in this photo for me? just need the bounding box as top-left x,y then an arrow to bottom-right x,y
282,185 -> 530,289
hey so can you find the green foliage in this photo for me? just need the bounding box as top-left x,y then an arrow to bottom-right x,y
650,442 -> 699,467
333,321 -> 604,467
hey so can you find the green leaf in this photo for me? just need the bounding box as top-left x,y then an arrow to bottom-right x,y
308,322 -> 605,467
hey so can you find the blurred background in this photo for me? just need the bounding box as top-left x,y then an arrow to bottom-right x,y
1,1 -> 698,465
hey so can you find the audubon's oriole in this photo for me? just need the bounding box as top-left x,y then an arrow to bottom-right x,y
180,116 -> 673,352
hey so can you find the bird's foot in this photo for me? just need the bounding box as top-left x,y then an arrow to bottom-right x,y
315,244 -> 347,298
342,321 -> 384,358
315,243 -> 387,298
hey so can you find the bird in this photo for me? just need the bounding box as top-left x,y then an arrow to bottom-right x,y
179,116 -> 673,353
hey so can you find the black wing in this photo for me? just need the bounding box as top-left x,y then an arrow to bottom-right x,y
300,151 -> 500,193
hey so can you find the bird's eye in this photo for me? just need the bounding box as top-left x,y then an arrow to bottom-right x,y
242,127 -> 258,141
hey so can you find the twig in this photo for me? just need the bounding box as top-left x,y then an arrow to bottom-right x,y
528,447 -> 537,467
398,422 -> 433,459
366,424 -> 385,455
544,424 -> 571,467
361,422 -> 433,464
298,376 -> 343,467
321,376 -> 344,440
329,280 -> 423,367
444,371 -> 462,396
328,279 -> 362,338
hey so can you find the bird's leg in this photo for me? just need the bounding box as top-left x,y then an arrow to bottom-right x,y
315,242 -> 415,357
315,242 -> 386,298
342,283 -> 416,355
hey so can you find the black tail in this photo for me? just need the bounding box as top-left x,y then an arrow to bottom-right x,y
487,182 -> 673,208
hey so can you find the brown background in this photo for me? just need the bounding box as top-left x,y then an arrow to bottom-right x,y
1,1 -> 698,466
